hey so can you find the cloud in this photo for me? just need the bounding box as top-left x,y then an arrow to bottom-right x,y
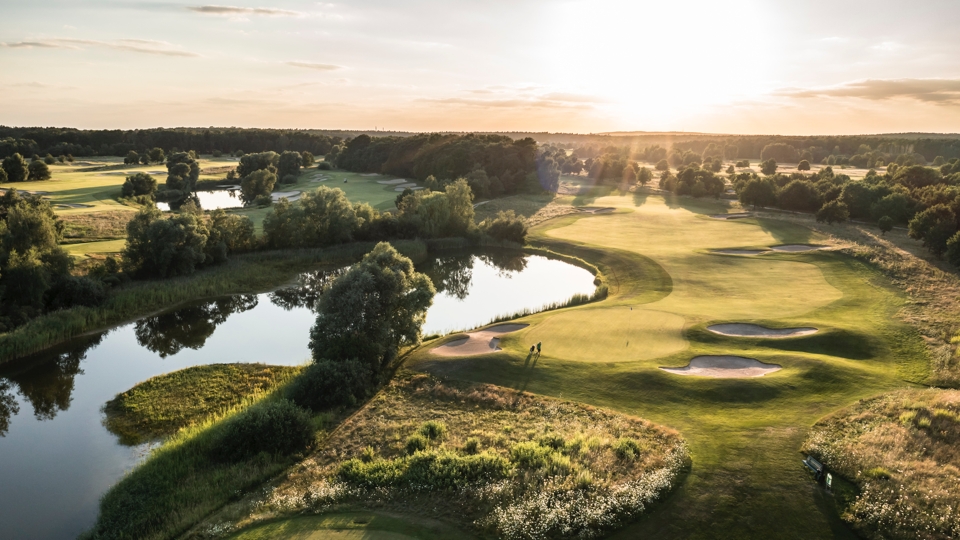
776,79 -> 960,105
187,5 -> 301,16
1,38 -> 198,57
286,61 -> 342,71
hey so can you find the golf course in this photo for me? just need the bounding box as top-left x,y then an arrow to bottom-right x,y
403,191 -> 929,538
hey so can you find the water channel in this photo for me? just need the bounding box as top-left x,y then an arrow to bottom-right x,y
0,250 -> 596,539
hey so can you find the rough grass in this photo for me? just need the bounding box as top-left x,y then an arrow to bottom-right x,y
61,211 -> 131,241
802,388 -> 960,540
225,511 -> 470,540
104,363 -> 302,445
205,373 -> 687,540
0,240 -> 426,364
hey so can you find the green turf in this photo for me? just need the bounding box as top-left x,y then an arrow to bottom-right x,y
409,192 -> 930,539
226,512 -> 472,540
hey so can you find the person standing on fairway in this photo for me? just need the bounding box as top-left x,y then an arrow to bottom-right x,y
536,341 -> 542,357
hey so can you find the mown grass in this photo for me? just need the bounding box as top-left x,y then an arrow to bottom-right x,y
802,388 -> 960,540
226,511 -> 470,540
409,192 -> 929,539
104,363 -> 302,445
0,240 -> 427,364
208,373 -> 687,540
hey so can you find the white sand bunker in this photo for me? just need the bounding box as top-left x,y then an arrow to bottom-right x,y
360,173 -> 381,177
394,185 -> 420,192
770,244 -> 824,252
660,356 -> 782,378
708,323 -> 818,338
710,212 -> 752,220
711,249 -> 769,256
377,178 -> 409,185
271,191 -> 302,202
431,323 -> 528,357
576,207 -> 614,214
54,203 -> 93,209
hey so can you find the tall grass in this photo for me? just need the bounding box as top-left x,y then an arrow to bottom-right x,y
482,286 -> 609,328
0,240 -> 426,364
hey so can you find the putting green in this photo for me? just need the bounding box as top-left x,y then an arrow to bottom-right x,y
506,307 -> 687,362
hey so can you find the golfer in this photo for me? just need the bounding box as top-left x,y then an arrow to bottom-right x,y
536,342 -> 542,355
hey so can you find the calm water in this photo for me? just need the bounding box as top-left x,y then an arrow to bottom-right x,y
156,188 -> 243,212
0,251 -> 594,539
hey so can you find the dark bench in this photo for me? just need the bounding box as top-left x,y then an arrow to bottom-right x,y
803,455 -> 824,481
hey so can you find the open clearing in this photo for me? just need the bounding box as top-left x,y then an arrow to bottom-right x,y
660,355 -> 783,378
410,192 -> 928,539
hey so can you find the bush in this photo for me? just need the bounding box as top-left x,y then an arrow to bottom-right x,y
406,434 -> 429,454
613,437 -> 642,460
317,161 -> 332,170
816,200 -> 849,224
216,399 -> 313,461
45,276 -> 106,311
463,437 -> 480,454
418,420 -> 447,440
337,450 -> 512,490
878,215 -> 893,235
121,172 -> 158,198
480,210 -> 527,244
285,358 -> 372,412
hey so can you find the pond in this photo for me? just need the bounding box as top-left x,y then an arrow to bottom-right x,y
0,250 -> 595,539
156,188 -> 244,212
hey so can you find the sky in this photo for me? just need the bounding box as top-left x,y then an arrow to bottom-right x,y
1,0 -> 960,135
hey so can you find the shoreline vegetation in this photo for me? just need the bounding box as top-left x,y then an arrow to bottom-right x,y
0,240 -> 610,365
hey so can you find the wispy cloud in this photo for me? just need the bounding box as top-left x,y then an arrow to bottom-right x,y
776,78 -> 960,104
1,38 -> 199,57
187,5 -> 301,16
286,61 -> 342,71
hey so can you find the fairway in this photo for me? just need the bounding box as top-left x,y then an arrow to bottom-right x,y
410,192 -> 929,539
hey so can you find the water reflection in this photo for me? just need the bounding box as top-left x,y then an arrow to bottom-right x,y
0,334 -> 103,430
134,295 -> 258,357
419,250 -> 528,300
269,268 -> 346,311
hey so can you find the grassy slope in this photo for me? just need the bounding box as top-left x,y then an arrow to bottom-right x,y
409,192 -> 929,539
226,512 -> 470,540
105,363 -> 302,445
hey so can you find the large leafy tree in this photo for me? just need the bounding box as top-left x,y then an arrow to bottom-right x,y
122,207 -> 210,278
909,204 -> 957,258
277,150 -> 302,182
27,160 -> 51,181
2,153 -> 29,183
239,169 -> 276,204
309,242 -> 435,375
165,152 -> 200,193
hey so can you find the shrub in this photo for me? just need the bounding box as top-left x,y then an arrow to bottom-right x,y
405,434 -> 429,454
45,275 -> 106,311
419,420 -> 447,440
216,399 -> 313,461
337,450 -> 512,490
878,215 -> 893,235
862,467 -> 892,480
613,437 -> 642,460
463,437 -> 480,454
816,200 -> 849,224
360,446 -> 377,463
285,358 -> 372,412
538,433 -> 565,450
121,172 -> 158,198
510,441 -> 553,468
317,161 -> 332,170
480,210 -> 527,244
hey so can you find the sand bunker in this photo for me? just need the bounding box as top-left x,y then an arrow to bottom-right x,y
576,207 -> 614,214
394,185 -> 421,192
360,173 -> 381,177
710,212 -> 752,220
707,323 -> 818,338
711,249 -> 769,256
770,244 -> 824,252
271,191 -> 302,202
660,356 -> 782,378
377,178 -> 409,185
54,203 -> 93,209
431,323 -> 528,356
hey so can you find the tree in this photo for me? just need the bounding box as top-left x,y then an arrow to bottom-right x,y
43,154 -> 55,165
2,153 -> 29,183
148,147 -> 165,164
122,207 -> 210,278
121,173 -> 158,198
637,166 -> 653,187
205,209 -> 256,262
870,193 -> 914,224
816,200 -> 849,224
480,210 -> 527,244
240,169 -> 277,204
237,151 -> 279,177
655,159 -> 669,172
797,160 -> 811,171
908,204 -> 957,258
301,151 -> 315,167
444,179 -> 475,235
124,151 -> 140,165
778,180 -> 820,212
308,242 -> 435,376
277,150 -> 302,182
27,160 -> 51,181
165,152 -> 200,193
725,164 -> 735,174
760,143 -> 799,163
760,158 -> 778,175
878,215 -> 893,235
895,165 -> 942,190
263,186 -> 359,249
946,231 -> 960,268
465,169 -> 490,197
739,177 -> 778,208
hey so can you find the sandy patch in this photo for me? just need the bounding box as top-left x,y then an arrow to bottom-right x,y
576,207 -> 615,214
394,185 -> 419,192
710,212 -> 752,220
770,244 -> 824,252
360,173 -> 381,177
431,323 -> 528,357
660,356 -> 782,378
377,178 -> 409,185
707,323 -> 818,338
271,191 -> 302,202
54,203 -> 93,209
711,249 -> 769,256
